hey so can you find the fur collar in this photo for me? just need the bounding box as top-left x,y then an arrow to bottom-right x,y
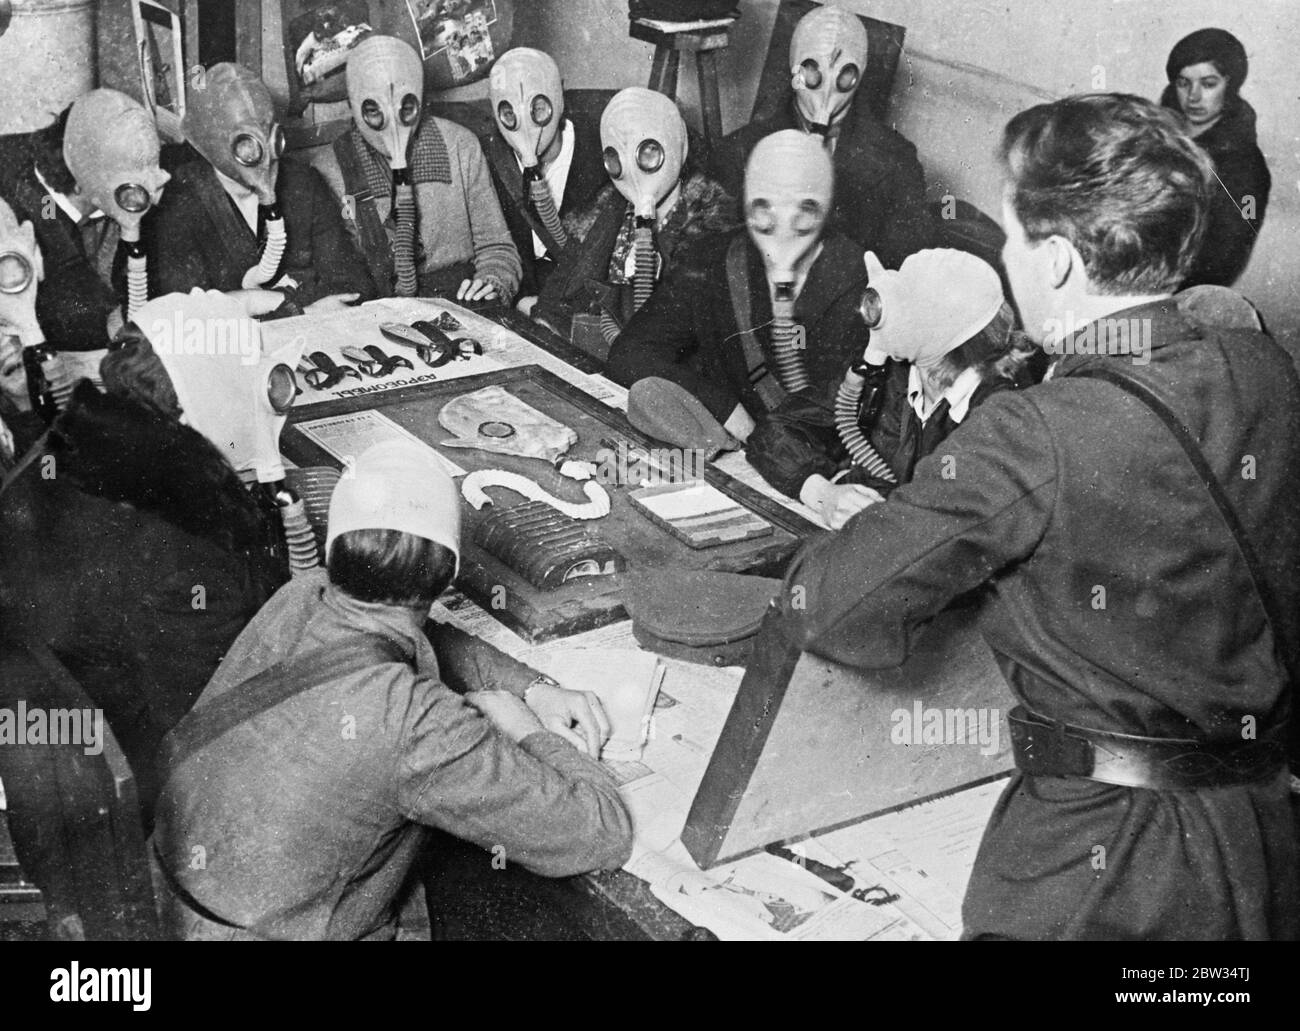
47,380 -> 268,555
565,171 -> 741,246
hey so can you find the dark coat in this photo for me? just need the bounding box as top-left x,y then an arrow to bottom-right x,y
608,230 -> 868,425
747,359 -> 1016,499
0,382 -> 284,817
481,89 -> 613,299
709,101 -> 935,269
0,163 -> 120,351
147,159 -> 377,306
1178,98 -> 1271,287
772,301 -> 1300,939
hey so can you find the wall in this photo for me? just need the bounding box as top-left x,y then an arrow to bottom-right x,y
511,0 -> 1300,353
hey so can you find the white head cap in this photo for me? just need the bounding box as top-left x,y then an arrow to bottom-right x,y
325,440 -> 462,574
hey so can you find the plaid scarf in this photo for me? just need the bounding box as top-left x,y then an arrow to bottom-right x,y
352,116 -> 453,207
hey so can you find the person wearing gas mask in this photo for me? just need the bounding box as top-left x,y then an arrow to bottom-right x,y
328,35 -> 521,304
535,86 -> 738,346
708,3 -> 932,268
151,440 -> 633,940
747,248 -> 1037,530
766,94 -> 1300,940
148,63 -> 377,312
608,130 -> 864,461
482,48 -> 611,316
0,197 -> 52,453
0,90 -> 169,407
0,288 -> 298,863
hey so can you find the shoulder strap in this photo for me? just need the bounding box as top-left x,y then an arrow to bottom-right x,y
159,637 -> 404,771
725,235 -> 785,412
483,138 -> 568,259
1072,365 -> 1296,688
334,133 -> 395,294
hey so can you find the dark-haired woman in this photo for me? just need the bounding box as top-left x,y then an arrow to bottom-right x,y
1161,28 -> 1271,287
747,249 -> 1040,530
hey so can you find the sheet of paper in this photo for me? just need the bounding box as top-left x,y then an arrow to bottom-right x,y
294,409 -> 466,477
530,649 -> 665,762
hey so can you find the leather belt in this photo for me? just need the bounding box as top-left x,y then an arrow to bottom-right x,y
1008,705 -> 1286,790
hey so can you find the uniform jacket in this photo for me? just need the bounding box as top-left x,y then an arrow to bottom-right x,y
773,301 -> 1300,939
608,230 -> 868,425
0,382 -> 283,819
709,101 -> 935,269
481,89 -> 613,298
147,159 -> 377,306
747,359 -> 1016,499
332,116 -> 522,300
151,569 -> 634,940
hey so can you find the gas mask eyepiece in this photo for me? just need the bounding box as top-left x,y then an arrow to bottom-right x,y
0,252 -> 34,294
114,183 -> 152,214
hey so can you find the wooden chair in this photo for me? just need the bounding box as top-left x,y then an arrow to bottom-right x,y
750,0 -> 905,126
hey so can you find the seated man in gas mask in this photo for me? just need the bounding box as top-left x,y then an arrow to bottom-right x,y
748,248 -> 1038,529
149,63 -> 377,313
535,87 -> 738,347
0,287 -> 295,937
0,89 -> 170,414
482,48 -> 611,317
708,3 -> 932,268
152,440 -> 632,940
328,35 -> 521,305
608,130 -> 864,467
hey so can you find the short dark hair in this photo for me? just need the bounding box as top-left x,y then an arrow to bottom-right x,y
328,529 -> 456,610
926,301 -> 1036,391
100,324 -> 182,417
1000,93 -> 1214,294
32,104 -> 77,195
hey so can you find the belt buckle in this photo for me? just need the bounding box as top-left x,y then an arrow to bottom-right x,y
1010,707 -> 1095,778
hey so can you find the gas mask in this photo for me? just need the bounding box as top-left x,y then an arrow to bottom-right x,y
183,63 -> 285,207
346,35 -> 424,171
490,48 -> 564,170
0,196 -> 59,421
134,290 -> 306,483
600,87 -> 687,222
789,4 -> 868,138
63,89 -> 169,242
746,131 -> 833,394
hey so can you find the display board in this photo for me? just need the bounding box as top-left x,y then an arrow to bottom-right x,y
283,364 -> 818,641
682,602 -> 1015,868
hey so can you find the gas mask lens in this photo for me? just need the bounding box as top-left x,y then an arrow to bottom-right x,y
398,93 -> 420,127
836,64 -> 860,92
636,139 -> 664,173
747,199 -> 776,235
233,133 -> 264,167
270,125 -> 286,159
798,59 -> 822,89
361,99 -> 385,130
603,146 -> 623,179
267,363 -> 297,414
530,95 -> 554,126
793,199 -> 822,235
858,286 -> 883,328
115,183 -> 151,213
497,100 -> 518,130
0,252 -> 33,294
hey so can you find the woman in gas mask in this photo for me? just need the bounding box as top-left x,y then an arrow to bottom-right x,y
482,47 -> 611,317
329,35 -> 521,304
747,248 -> 1037,530
535,87 -> 738,345
608,131 -> 865,460
149,63 -> 376,312
0,287 -> 302,834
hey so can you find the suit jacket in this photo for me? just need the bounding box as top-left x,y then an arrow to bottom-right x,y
147,159 -> 377,306
710,101 -> 935,269
772,302 -> 1300,939
481,89 -> 613,298
608,230 -> 868,424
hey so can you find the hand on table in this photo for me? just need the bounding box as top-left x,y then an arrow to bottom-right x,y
457,278 -> 500,303
525,680 -> 611,758
226,288 -> 288,318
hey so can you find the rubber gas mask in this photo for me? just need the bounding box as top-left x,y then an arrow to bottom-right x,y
63,89 -> 170,241
0,198 -> 44,352
183,63 -> 285,206
789,4 -> 868,138
600,87 -> 687,222
490,47 -> 564,169
135,290 -> 306,483
745,130 -> 833,300
346,35 -> 424,171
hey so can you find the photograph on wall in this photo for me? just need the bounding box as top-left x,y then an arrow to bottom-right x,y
406,0 -> 499,80
283,0 -> 373,109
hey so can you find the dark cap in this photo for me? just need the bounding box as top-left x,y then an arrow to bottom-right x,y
1166,28 -> 1248,94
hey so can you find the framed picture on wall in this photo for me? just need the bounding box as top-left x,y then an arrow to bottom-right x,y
281,0 -> 373,115
406,0 -> 499,80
